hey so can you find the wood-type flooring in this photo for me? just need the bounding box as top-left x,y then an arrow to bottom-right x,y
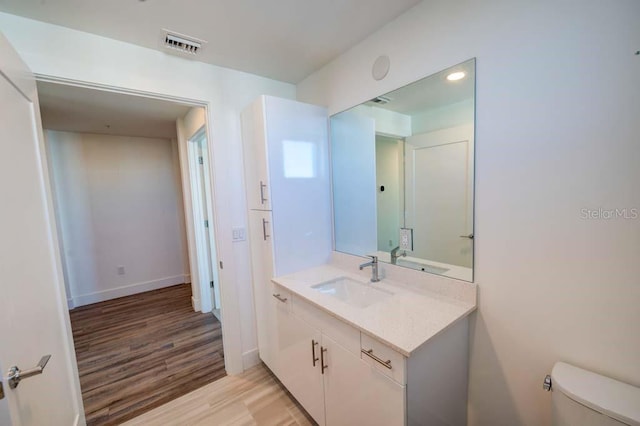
123,363 -> 314,425
69,283 -> 225,425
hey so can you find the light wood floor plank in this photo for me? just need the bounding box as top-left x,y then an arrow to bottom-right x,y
123,364 -> 316,426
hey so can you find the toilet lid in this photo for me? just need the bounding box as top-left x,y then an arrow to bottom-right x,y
552,362 -> 640,426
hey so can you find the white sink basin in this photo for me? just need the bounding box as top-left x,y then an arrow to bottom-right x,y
311,277 -> 392,308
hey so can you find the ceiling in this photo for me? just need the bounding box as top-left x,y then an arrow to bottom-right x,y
368,59 -> 476,116
0,0 -> 421,83
38,81 -> 192,139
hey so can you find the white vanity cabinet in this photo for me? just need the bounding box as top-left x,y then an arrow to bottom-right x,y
247,210 -> 278,372
271,281 -> 470,426
273,292 -> 326,424
273,283 -> 406,426
322,333 -> 405,426
241,95 -> 332,378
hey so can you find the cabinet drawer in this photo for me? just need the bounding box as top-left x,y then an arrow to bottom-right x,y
292,294 -> 360,357
271,283 -> 291,312
361,333 -> 406,385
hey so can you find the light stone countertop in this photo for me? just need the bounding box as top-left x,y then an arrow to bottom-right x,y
272,263 -> 477,357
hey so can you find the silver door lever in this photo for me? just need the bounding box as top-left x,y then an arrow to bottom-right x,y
7,355 -> 51,389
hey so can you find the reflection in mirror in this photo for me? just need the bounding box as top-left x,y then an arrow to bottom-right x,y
330,59 -> 475,281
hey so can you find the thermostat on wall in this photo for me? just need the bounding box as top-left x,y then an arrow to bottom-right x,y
399,228 -> 413,251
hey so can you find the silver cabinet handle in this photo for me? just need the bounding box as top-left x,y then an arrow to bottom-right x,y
259,181 -> 268,205
7,355 -> 51,389
272,293 -> 287,303
321,346 -> 328,374
311,340 -> 319,367
361,349 -> 392,369
262,218 -> 270,241
459,234 -> 474,239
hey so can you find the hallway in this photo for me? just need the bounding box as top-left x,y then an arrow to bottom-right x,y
69,284 -> 225,425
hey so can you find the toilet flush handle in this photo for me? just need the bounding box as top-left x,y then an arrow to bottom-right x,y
543,375 -> 552,391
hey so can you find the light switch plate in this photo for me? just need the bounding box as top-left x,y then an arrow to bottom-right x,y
399,228 -> 413,251
232,227 -> 246,242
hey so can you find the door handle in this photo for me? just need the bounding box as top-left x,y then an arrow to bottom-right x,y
7,355 -> 51,389
262,218 -> 270,241
459,234 -> 474,239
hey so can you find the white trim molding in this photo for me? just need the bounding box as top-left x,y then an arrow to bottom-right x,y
71,275 -> 186,307
242,349 -> 261,370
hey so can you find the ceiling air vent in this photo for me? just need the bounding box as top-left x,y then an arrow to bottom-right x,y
371,96 -> 392,105
161,30 -> 206,57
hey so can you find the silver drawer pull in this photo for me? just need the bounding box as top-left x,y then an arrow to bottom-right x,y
272,293 -> 287,303
259,181 -> 268,204
262,218 -> 270,241
361,349 -> 392,369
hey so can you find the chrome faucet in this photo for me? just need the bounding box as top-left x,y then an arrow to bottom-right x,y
390,246 -> 406,265
359,255 -> 380,282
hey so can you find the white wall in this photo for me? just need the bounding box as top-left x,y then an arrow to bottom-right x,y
375,136 -> 402,251
411,98 -> 474,135
298,1 -> 640,425
0,12 -> 296,375
352,104 -> 412,137
47,131 -> 188,306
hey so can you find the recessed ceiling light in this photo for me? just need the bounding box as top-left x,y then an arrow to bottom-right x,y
446,71 -> 466,81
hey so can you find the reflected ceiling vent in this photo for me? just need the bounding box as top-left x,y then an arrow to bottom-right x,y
370,96 -> 392,105
161,30 -> 206,57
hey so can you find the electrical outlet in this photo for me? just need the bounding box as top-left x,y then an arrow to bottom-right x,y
399,228 -> 413,251
117,266 -> 125,275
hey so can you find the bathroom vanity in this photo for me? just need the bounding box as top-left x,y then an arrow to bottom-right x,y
241,58 -> 478,425
270,254 -> 477,426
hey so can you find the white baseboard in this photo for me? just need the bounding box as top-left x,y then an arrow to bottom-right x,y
183,273 -> 191,284
67,298 -> 75,310
242,348 -> 260,370
72,275 -> 186,307
191,296 -> 201,312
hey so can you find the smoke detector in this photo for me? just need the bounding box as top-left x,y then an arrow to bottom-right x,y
161,30 -> 206,57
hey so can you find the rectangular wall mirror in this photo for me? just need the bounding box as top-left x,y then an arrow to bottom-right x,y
330,58 -> 475,281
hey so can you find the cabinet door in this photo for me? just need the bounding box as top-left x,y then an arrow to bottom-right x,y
277,309 -> 326,425
241,97 -> 271,210
322,335 -> 405,426
248,210 -> 277,371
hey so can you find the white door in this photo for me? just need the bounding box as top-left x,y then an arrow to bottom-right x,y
188,130 -> 221,313
277,311 -> 325,425
405,124 -> 474,268
247,210 -> 278,372
0,32 -> 84,425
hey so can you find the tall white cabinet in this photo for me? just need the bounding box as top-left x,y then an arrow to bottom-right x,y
242,95 -> 332,375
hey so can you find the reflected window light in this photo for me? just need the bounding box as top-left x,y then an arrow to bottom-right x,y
283,140 -> 316,178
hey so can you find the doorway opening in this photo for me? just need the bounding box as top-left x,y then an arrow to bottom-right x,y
39,80 -> 227,424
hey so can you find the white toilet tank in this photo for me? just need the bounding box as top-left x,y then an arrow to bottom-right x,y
551,362 -> 640,426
